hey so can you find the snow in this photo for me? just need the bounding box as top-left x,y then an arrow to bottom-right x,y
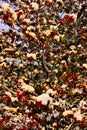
53,110 -> 59,118
0,56 -> 4,62
8,8 -> 17,21
77,44 -> 83,49
74,110 -> 83,121
27,53 -> 37,60
5,91 -> 12,98
54,35 -> 60,42
26,31 -> 37,39
0,2 -> 9,11
56,0 -> 63,3
46,0 -> 53,3
30,2 -> 39,11
70,13 -> 77,19
82,63 -> 87,69
4,106 -> 19,112
36,93 -> 53,105
70,45 -> 76,50
5,91 -> 17,102
0,62 -> 7,67
42,17 -> 47,24
46,89 -> 56,96
50,25 -> 58,30
27,26 -> 35,31
0,2 -> 17,21
52,102 -> 60,106
43,30 -> 51,36
61,84 -> 67,89
79,100 -> 87,110
21,83 -> 35,93
12,12 -> 17,21
63,110 -> 73,117
72,88 -> 82,94
23,18 -> 30,24
61,60 -> 67,64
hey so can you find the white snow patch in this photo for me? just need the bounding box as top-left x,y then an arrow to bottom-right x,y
30,2 -> 39,11
36,93 -> 53,105
46,89 -> 56,96
0,2 -> 9,11
21,83 -> 35,93
74,110 -> 83,121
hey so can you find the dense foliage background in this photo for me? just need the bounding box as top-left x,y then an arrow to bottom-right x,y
0,0 -> 87,129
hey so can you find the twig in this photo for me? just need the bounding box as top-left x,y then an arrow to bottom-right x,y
70,98 -> 80,107
70,96 -> 87,108
3,85 -> 16,95
64,120 -> 74,130
42,52 -> 52,73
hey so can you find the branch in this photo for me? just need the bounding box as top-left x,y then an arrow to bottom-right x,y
42,52 -> 52,73
64,120 -> 74,130
3,85 -> 16,95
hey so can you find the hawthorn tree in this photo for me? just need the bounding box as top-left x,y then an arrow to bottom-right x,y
0,0 -> 87,130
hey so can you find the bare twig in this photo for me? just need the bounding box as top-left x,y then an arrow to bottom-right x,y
42,52 -> 52,73
3,85 -> 16,95
64,120 -> 74,130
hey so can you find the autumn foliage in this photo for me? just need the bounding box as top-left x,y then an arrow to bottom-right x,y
0,0 -> 87,130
